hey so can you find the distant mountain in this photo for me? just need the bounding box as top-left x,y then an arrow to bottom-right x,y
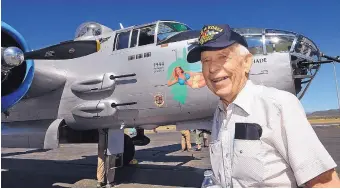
307,109 -> 340,118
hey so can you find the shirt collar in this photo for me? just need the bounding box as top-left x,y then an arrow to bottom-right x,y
217,80 -> 255,115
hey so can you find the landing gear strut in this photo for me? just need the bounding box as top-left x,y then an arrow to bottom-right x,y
98,129 -> 135,186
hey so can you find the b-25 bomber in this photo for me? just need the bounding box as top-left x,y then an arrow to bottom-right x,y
2,20 -> 339,165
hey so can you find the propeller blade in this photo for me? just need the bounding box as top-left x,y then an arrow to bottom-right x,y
23,40 -> 100,60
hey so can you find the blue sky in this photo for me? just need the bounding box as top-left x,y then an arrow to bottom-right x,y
2,0 -> 340,113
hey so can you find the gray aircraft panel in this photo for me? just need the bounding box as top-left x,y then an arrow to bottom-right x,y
249,53 -> 295,94
2,119 -> 58,148
2,87 -> 64,122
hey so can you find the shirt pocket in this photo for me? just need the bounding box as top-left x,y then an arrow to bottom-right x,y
209,140 -> 224,186
232,139 -> 264,185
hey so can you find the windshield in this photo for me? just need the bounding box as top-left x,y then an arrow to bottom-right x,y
157,22 -> 192,41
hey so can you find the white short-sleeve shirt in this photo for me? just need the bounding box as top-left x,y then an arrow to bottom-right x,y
210,80 -> 337,188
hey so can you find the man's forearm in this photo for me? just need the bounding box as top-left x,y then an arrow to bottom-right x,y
305,169 -> 340,188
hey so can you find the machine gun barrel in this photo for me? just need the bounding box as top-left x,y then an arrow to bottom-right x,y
300,54 -> 340,66
301,60 -> 334,65
109,73 -> 136,80
320,53 -> 340,63
111,102 -> 137,108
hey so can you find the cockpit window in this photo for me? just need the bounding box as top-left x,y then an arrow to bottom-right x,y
113,22 -> 192,50
75,22 -> 102,38
157,22 -> 192,42
294,37 -> 320,61
265,36 -> 295,53
171,22 -> 191,31
138,24 -> 156,46
115,31 -> 131,50
244,36 -> 264,55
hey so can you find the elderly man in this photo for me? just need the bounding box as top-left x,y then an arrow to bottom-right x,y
187,24 -> 340,188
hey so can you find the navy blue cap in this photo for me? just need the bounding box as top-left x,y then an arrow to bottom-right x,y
187,24 -> 248,63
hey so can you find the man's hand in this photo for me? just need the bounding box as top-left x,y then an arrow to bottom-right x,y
305,169 -> 340,188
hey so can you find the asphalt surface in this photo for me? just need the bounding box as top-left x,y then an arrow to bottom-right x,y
1,126 -> 340,188
1,131 -> 210,188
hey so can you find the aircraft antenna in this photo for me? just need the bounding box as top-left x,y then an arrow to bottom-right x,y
320,53 -> 340,113
331,61 -> 340,114
119,23 -> 124,29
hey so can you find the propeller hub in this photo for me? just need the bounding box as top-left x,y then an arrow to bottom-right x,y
3,47 -> 24,67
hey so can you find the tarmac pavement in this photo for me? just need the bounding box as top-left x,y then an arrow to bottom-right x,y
1,126 -> 340,188
1,131 -> 210,188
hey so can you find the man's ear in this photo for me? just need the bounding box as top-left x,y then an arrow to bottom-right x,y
243,53 -> 253,74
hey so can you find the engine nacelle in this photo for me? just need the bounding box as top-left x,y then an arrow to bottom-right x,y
1,21 -> 34,112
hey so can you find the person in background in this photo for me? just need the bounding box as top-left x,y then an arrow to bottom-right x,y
202,130 -> 209,148
97,129 -> 116,188
180,129 -> 192,152
153,128 -> 158,133
195,129 -> 209,151
194,129 -> 203,151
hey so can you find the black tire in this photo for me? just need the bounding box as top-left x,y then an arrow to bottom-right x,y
123,134 -> 135,165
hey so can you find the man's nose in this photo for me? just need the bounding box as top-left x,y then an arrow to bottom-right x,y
209,61 -> 221,73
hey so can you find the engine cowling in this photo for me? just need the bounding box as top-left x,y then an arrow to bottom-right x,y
1,21 -> 34,112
